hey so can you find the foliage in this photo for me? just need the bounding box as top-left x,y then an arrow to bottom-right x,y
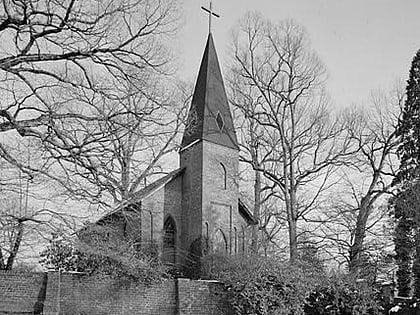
389,181 -> 420,297
304,275 -> 382,315
39,231 -> 169,285
395,49 -> 420,183
203,255 -> 382,315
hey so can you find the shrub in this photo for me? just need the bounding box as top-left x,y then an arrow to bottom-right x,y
304,274 -> 382,315
39,232 -> 169,285
203,255 -> 382,315
203,255 -> 323,315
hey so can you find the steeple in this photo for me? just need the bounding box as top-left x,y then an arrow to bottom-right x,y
181,33 -> 239,151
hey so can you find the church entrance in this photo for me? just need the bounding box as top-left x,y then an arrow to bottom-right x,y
163,216 -> 176,265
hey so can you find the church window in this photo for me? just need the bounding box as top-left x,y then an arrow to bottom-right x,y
241,227 -> 246,255
204,222 -> 210,251
220,163 -> 227,190
213,229 -> 228,254
205,222 -> 209,240
216,112 -> 224,130
149,211 -> 154,243
163,216 -> 176,264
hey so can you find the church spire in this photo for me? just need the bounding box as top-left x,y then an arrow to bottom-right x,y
181,33 -> 239,151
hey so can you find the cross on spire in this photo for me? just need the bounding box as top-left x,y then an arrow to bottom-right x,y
201,1 -> 220,34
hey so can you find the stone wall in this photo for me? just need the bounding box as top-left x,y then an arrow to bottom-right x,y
0,271 -> 232,315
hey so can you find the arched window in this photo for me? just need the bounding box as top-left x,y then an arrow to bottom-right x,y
220,163 -> 227,190
213,229 -> 228,254
241,227 -> 246,255
205,222 -> 209,240
163,216 -> 176,264
204,222 -> 210,251
149,210 -> 154,243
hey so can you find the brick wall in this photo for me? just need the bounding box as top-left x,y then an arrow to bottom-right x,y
0,271 -> 47,314
43,273 -> 177,315
0,272 -> 233,315
178,278 -> 233,315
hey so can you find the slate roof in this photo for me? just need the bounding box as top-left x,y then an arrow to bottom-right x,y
181,33 -> 239,151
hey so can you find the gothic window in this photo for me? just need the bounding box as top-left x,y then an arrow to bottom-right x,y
213,229 -> 228,254
241,227 -> 246,255
205,222 -> 210,251
149,211 -> 154,243
220,163 -> 227,190
216,112 -> 224,130
163,216 -> 176,264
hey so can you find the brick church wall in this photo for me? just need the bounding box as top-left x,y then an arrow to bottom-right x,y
141,188 -> 165,249
201,141 -> 243,255
0,271 -> 233,315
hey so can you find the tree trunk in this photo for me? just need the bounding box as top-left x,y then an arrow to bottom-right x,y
288,217 -> 298,262
251,168 -> 261,254
6,221 -> 23,270
349,197 -> 371,272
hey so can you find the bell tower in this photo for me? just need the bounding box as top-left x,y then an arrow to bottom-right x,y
179,33 -> 239,275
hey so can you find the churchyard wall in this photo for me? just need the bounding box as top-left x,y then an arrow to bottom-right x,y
0,271 -> 232,315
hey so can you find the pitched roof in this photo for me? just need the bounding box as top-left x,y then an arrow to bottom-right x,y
97,168 -> 184,223
128,168 -> 184,203
181,33 -> 239,151
238,199 -> 258,225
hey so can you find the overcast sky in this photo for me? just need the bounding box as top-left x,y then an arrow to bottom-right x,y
176,0 -> 420,109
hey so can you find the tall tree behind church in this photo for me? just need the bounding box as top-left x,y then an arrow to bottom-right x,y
229,13 -> 353,262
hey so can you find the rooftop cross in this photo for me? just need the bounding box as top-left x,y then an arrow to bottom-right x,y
201,1 -> 220,34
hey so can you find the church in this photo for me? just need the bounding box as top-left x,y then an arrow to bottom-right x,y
90,31 -> 257,275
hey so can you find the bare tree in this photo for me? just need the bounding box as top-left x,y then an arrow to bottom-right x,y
43,77 -> 191,207
321,86 -> 403,271
0,0 -> 182,202
229,13 -> 353,262
0,174 -> 79,270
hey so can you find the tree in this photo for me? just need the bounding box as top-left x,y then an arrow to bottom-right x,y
390,49 -> 420,297
320,87 -> 402,272
0,0 -> 183,205
389,182 -> 420,297
45,78 -> 190,207
232,81 -> 285,255
395,49 -> 420,183
229,13 -> 352,262
0,189 -> 77,270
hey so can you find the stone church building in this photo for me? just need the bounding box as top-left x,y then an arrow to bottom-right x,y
92,33 -> 257,274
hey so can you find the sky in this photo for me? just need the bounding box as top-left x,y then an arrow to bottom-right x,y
176,0 -> 420,109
